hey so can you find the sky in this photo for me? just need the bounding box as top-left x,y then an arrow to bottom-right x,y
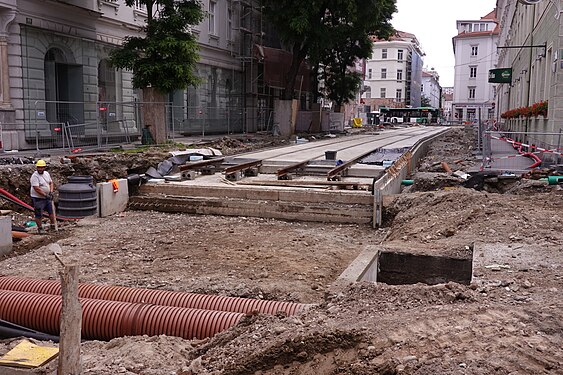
391,0 -> 497,87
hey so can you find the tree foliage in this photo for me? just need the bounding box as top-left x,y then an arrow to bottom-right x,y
421,95 -> 431,107
110,0 -> 204,93
262,0 -> 397,103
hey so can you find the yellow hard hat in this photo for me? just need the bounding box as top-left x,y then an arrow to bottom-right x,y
36,160 -> 47,167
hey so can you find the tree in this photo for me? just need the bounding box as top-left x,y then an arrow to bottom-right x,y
262,0 -> 396,101
109,0 -> 204,143
421,95 -> 431,107
110,0 -> 204,93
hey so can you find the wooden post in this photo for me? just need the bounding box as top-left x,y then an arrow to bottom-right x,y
57,263 -> 82,375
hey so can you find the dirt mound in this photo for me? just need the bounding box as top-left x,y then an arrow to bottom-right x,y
417,127 -> 478,173
384,188 -> 563,255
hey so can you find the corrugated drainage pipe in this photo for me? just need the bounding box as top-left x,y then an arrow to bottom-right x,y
0,276 -> 305,316
0,290 -> 243,341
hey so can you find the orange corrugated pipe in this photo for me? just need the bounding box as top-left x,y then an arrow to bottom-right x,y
0,290 -> 243,341
0,276 -> 306,316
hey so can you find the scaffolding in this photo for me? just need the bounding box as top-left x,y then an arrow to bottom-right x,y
232,0 -> 274,133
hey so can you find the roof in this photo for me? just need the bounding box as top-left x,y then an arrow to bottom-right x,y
453,9 -> 499,41
481,9 -> 497,20
370,30 -> 416,43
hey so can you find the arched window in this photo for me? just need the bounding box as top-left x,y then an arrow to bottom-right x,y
44,47 -> 83,125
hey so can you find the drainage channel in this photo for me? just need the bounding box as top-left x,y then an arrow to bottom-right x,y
334,246 -> 473,288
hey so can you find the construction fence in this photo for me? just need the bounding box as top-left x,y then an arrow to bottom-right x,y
13,100 -> 275,152
480,125 -> 563,170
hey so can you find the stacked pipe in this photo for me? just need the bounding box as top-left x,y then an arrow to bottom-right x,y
0,290 -> 243,341
0,276 -> 306,315
0,276 -> 308,341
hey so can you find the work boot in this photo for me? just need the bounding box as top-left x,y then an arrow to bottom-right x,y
50,224 -> 57,232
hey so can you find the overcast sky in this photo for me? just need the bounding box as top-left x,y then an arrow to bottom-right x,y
391,0 -> 497,87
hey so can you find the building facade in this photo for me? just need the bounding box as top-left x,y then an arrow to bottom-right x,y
494,0 -> 561,161
442,86 -> 454,123
452,9 -> 499,123
361,31 -> 424,112
0,0 -> 270,151
421,68 -> 442,109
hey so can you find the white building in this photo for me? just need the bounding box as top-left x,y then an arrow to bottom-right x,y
421,68 -> 441,109
362,31 -> 424,112
452,9 -> 499,123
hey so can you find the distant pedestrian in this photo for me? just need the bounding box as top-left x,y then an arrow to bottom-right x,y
30,159 -> 56,233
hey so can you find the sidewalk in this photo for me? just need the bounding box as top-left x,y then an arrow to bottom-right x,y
482,131 -> 535,172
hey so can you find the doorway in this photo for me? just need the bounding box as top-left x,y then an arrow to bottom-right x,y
44,47 -> 84,134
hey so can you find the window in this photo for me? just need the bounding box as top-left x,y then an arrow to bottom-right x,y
396,89 -> 402,100
381,68 -> 387,79
470,66 -> 477,78
397,49 -> 403,61
397,69 -> 403,81
468,87 -> 476,99
368,69 -> 372,79
133,0 -> 146,11
209,1 -> 216,34
365,87 -> 371,99
382,49 -> 387,59
380,88 -> 386,98
479,23 -> 488,31
227,7 -> 232,40
471,46 -> 478,56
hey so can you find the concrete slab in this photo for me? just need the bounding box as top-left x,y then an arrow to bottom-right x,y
97,179 -> 129,218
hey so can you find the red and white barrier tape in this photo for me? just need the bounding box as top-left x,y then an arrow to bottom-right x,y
486,134 -> 563,156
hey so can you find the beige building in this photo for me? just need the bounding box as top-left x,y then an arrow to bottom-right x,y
494,0 -> 562,162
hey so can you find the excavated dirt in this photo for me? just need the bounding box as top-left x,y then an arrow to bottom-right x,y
0,127 -> 562,375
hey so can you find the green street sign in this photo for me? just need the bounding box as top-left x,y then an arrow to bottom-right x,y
488,68 -> 512,83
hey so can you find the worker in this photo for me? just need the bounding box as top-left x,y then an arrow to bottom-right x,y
30,159 -> 56,233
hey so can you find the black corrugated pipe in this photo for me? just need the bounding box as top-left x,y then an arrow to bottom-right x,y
0,318 -> 59,342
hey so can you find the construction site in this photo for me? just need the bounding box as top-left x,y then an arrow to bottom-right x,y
0,124 -> 561,375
